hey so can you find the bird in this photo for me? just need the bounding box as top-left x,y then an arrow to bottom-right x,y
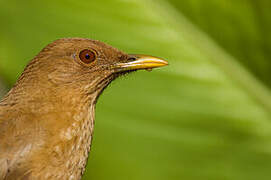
0,38 -> 168,180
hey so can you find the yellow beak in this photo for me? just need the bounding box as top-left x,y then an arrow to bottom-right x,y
113,54 -> 168,72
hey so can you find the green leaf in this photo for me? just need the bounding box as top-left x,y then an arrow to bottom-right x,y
168,0 -> 271,88
1,0 -> 271,179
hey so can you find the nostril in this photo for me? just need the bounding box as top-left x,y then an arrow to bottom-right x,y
128,57 -> 137,61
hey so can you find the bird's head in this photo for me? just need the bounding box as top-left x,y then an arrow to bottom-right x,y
12,38 -> 168,103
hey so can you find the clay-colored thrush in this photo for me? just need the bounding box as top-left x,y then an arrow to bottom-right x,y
0,38 -> 168,180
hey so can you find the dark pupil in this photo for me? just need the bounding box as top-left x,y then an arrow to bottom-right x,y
85,54 -> 90,59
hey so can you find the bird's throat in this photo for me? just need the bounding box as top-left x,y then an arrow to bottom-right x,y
1,71 -> 120,179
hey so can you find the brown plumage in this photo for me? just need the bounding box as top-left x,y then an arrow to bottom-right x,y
0,38 -> 168,180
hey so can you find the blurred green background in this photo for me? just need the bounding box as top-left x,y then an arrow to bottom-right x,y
1,0 -> 271,179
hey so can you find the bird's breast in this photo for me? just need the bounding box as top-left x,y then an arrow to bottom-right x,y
30,103 -> 96,179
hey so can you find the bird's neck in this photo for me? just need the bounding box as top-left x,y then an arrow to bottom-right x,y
57,99 -> 96,179
34,88 -> 99,179
0,80 -> 105,179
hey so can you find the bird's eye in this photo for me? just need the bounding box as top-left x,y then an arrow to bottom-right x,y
79,49 -> 96,64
